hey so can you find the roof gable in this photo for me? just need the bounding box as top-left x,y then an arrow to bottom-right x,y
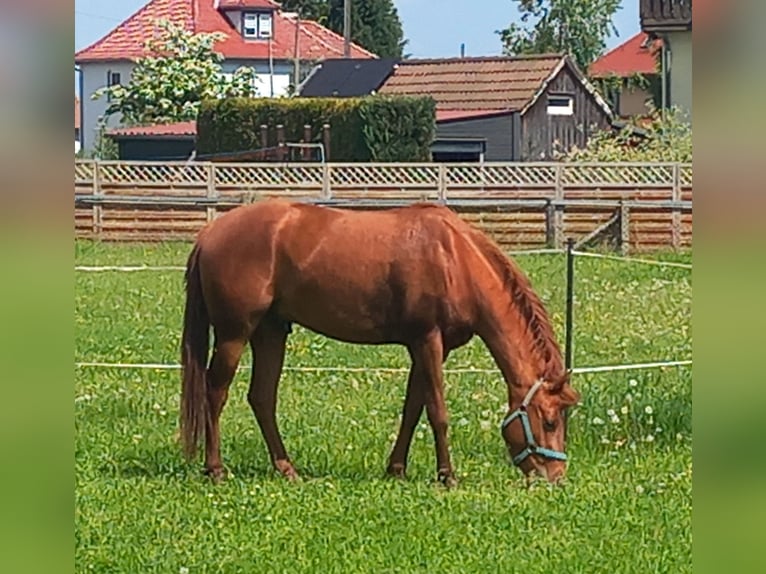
75,0 -> 376,63
589,32 -> 661,78
298,58 -> 399,97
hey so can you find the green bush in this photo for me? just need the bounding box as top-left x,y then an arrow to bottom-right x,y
196,95 -> 435,161
557,106 -> 692,163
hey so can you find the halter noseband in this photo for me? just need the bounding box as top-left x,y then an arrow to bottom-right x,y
500,380 -> 568,466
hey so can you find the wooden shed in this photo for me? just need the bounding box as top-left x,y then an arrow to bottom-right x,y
379,54 -> 615,161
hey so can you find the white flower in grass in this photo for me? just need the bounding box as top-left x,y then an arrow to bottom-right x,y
655,427 -> 663,434
635,485 -> 645,494
606,409 -> 616,417
644,406 -> 653,415
645,434 -> 655,443
592,417 -> 605,425
610,414 -> 620,424
180,568 -> 189,574
480,420 -> 492,431
629,379 -> 638,388
620,406 -> 629,415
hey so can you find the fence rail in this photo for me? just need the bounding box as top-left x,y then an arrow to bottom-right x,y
74,160 -> 692,252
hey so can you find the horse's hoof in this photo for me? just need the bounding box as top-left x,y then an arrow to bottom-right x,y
203,467 -> 227,483
438,471 -> 458,489
275,459 -> 299,482
386,463 -> 407,480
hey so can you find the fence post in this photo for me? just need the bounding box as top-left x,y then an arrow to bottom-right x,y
276,125 -> 286,161
553,164 -> 564,249
322,124 -> 331,162
438,164 -> 447,203
206,162 -> 217,223
671,163 -> 681,250
322,163 -> 332,200
618,201 -> 630,254
302,124 -> 312,161
545,199 -> 556,248
92,160 -> 103,237
259,124 -> 269,151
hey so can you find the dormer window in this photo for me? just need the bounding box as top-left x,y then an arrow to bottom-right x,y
243,12 -> 273,39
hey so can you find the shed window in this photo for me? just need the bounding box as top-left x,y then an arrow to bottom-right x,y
243,12 -> 273,39
547,95 -> 574,116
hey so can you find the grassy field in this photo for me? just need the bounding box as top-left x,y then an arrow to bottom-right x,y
75,240 -> 692,574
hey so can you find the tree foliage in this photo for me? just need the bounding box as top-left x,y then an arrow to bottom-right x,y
497,0 -> 621,70
281,0 -> 406,58
558,106 -> 692,162
92,20 -> 258,126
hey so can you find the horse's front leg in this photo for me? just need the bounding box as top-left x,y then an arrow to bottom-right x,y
411,330 -> 457,488
386,364 -> 425,479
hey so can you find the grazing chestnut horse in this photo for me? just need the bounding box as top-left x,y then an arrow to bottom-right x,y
180,199 -> 580,486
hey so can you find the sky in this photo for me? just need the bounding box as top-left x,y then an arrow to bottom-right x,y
75,0 -> 640,89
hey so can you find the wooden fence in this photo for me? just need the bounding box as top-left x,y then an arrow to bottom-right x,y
74,160 -> 692,252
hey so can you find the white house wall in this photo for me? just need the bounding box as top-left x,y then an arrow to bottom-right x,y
80,61 -> 135,152
668,30 -> 692,122
80,59 -> 294,152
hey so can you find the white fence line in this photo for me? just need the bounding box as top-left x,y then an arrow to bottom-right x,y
571,251 -> 692,270
74,359 -> 691,376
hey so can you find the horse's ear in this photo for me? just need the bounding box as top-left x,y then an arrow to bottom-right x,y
550,371 -> 580,406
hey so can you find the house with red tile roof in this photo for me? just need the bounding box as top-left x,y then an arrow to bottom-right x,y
589,32 -> 662,118
75,0 -> 375,153
639,0 -> 692,123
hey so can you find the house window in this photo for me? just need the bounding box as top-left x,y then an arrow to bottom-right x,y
108,72 -> 121,87
243,12 -> 273,39
547,94 -> 574,116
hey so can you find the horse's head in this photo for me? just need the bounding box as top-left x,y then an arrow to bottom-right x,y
500,372 -> 580,483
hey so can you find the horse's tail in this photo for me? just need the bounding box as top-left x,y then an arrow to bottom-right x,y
180,242 -> 210,461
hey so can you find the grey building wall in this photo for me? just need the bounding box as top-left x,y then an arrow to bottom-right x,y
435,113 -> 515,161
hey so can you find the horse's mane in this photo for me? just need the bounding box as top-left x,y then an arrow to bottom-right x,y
463,224 -> 564,379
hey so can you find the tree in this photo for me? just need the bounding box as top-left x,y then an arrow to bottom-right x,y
281,0 -> 407,58
497,0 -> 621,71
328,0 -> 406,58
92,20 -> 258,126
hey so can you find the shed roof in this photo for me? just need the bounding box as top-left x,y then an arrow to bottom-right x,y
108,121 -> 197,138
378,54 -> 566,114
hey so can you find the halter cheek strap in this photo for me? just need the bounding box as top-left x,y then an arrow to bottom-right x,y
500,380 -> 568,466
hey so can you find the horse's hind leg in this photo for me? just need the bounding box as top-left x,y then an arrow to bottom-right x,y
247,317 -> 297,480
204,335 -> 246,481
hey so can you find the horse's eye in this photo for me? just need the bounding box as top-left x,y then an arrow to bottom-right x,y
543,419 -> 557,432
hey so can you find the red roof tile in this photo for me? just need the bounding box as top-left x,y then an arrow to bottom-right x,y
108,121 -> 197,137
379,55 -> 565,113
217,0 -> 280,9
589,32 -> 661,78
75,0 -> 375,63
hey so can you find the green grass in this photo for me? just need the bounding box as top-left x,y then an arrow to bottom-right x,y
75,240 -> 692,573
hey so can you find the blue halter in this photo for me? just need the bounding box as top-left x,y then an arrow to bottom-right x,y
500,380 -> 568,466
